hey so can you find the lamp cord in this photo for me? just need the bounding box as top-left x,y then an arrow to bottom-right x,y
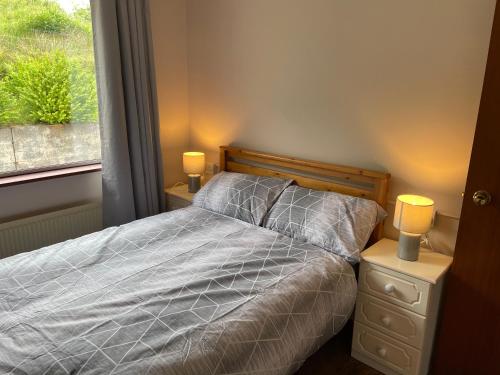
421,233 -> 435,252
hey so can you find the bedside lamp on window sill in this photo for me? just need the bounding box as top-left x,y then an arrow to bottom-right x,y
393,194 -> 434,261
183,152 -> 205,193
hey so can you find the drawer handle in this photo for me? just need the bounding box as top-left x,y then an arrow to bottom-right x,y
384,283 -> 395,294
380,316 -> 391,327
377,347 -> 387,358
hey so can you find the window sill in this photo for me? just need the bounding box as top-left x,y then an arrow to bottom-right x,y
0,164 -> 102,187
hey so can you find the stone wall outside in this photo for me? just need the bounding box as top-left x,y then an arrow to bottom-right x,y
0,124 -> 101,174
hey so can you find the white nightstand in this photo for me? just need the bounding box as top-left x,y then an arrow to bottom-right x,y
351,238 -> 453,375
164,184 -> 194,211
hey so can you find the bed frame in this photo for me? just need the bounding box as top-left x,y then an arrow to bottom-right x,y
219,146 -> 391,241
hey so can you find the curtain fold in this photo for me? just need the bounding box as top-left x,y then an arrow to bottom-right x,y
91,0 -> 164,227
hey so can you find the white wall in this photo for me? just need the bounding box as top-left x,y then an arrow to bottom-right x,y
149,0 -> 190,187
0,172 -> 101,221
184,0 -> 496,253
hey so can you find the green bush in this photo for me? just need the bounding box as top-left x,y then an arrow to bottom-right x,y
0,0 -> 98,126
3,52 -> 97,124
69,64 -> 98,123
0,81 -> 16,123
71,7 -> 93,36
20,6 -> 73,34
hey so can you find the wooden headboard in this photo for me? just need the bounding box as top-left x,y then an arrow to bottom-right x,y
219,146 -> 391,241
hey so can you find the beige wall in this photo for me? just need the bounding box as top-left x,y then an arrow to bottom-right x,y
183,0 -> 495,253
149,0 -> 190,186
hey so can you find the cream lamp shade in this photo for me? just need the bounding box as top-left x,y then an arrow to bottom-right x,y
393,194 -> 434,234
183,152 -> 205,176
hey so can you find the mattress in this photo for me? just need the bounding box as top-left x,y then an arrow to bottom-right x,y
0,206 -> 357,374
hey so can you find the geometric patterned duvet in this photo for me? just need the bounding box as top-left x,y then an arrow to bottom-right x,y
0,206 -> 356,374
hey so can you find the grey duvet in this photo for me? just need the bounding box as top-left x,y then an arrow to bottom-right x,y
0,206 -> 356,375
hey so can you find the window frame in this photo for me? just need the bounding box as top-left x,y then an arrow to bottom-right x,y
0,1 -> 100,182
0,162 -> 101,187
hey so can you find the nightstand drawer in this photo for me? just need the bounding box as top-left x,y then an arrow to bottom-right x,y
353,322 -> 421,375
355,292 -> 426,348
353,239 -> 452,375
359,262 -> 431,315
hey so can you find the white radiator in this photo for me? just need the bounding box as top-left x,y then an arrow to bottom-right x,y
0,202 -> 102,259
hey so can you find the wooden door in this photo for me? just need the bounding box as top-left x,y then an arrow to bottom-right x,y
431,2 -> 500,374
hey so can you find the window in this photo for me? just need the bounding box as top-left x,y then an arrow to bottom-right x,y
0,0 -> 100,177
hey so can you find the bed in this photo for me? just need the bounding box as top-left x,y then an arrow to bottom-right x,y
0,146 -> 390,375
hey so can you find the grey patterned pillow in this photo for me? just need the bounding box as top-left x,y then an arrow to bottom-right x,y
263,185 -> 387,263
193,171 -> 293,225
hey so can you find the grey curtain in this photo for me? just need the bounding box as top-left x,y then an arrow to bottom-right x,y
91,0 -> 164,227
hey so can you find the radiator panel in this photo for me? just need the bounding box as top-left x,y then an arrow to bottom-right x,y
0,203 -> 102,259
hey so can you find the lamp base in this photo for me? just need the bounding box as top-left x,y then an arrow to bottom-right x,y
187,175 -> 201,193
397,232 -> 421,261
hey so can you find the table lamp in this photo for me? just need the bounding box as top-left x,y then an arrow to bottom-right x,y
183,152 -> 205,193
393,194 -> 434,261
